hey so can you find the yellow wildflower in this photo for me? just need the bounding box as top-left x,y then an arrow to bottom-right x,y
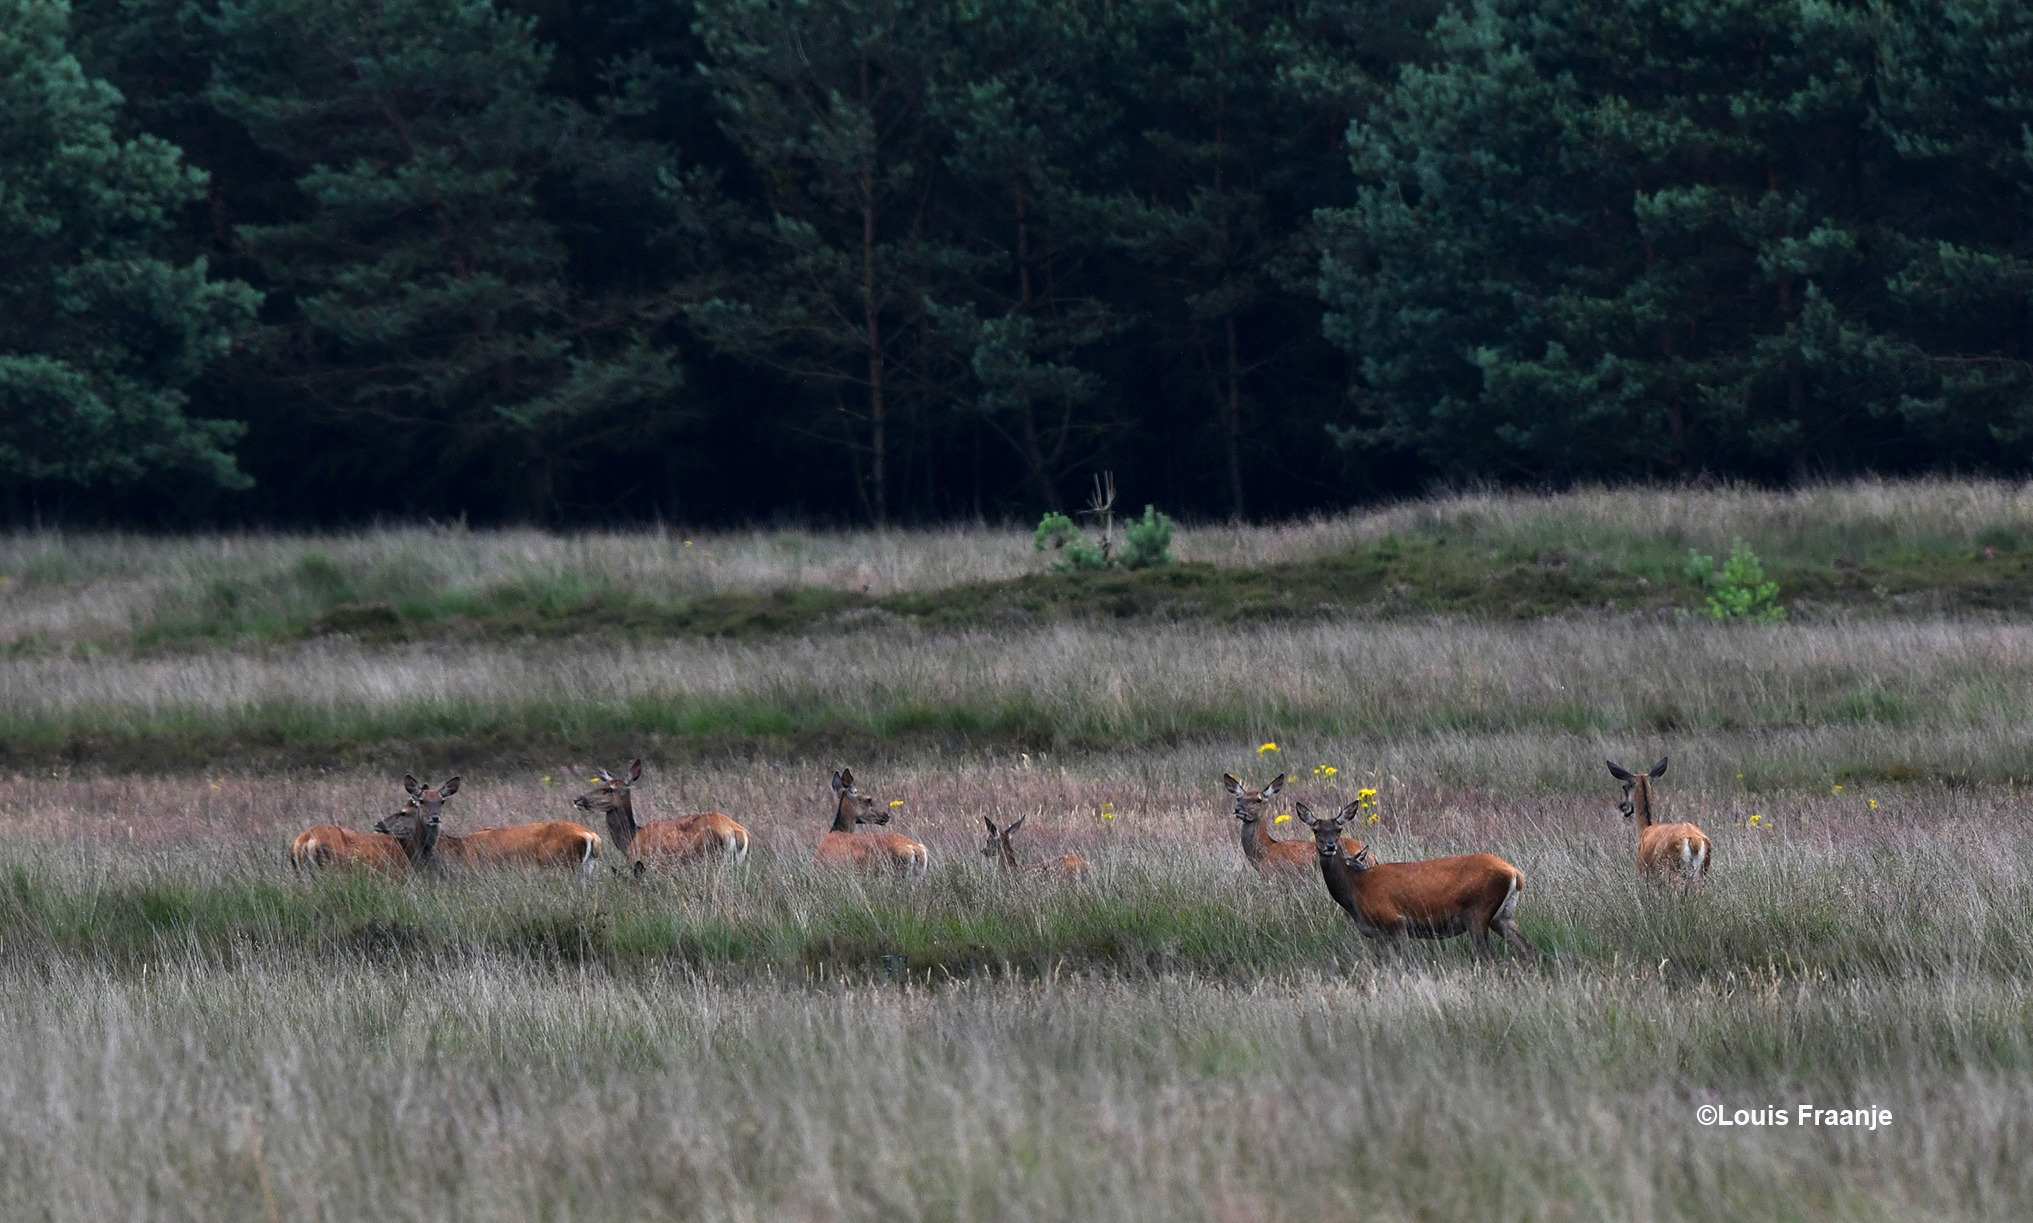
1258,743 -> 1280,755
1868,799 -> 1878,810
1748,813 -> 1765,828
889,800 -> 904,808
1273,814 -> 1292,826
1831,785 -> 1845,794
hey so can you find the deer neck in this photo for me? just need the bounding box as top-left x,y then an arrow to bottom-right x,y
830,797 -> 857,834
1316,843 -> 1366,920
1236,812 -> 1272,865
997,839 -> 1019,871
605,791 -> 639,854
1632,779 -> 1656,829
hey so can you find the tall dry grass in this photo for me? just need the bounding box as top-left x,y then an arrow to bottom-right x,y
6,616 -> 2033,787
2,773 -> 2030,1220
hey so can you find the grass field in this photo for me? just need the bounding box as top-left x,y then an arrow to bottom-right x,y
5,480 -> 2033,1219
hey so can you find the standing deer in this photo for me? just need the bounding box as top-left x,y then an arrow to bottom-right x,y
377,776 -> 602,874
292,783 -> 441,874
1224,774 -> 1362,876
1295,800 -> 1537,962
816,769 -> 928,874
982,815 -> 1088,877
572,759 -> 749,873
1606,756 -> 1711,879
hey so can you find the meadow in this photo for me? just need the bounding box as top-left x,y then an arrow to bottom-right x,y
5,480 -> 2033,1220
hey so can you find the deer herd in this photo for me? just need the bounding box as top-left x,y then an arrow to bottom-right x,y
289,753 -> 1710,962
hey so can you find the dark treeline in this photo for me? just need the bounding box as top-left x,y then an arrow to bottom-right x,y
3,0 -> 2030,527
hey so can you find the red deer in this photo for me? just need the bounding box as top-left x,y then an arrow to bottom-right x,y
379,776 -> 602,874
981,815 -> 1088,877
572,759 -> 749,874
1606,756 -> 1711,880
1224,773 -> 1362,876
1295,800 -> 1536,961
293,782 -> 441,874
816,769 -> 928,874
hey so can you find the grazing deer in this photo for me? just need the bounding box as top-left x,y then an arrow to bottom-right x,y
572,759 -> 749,874
816,769 -> 928,874
1224,774 -> 1362,876
378,776 -> 602,874
981,815 -> 1088,877
1606,757 -> 1711,880
1295,800 -> 1536,962
292,784 -> 440,874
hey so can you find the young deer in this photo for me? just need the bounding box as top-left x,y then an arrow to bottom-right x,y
816,769 -> 928,875
378,776 -> 602,873
573,759 -> 749,874
1224,773 -> 1362,876
981,815 -> 1088,877
1606,757 -> 1711,880
293,777 -> 442,874
1295,800 -> 1537,962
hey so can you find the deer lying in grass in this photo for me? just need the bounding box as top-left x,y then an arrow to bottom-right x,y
981,815 -> 1088,877
816,769 -> 928,874
292,796 -> 438,875
1295,800 -> 1537,962
572,759 -> 749,874
1606,756 -> 1711,880
376,776 -> 602,874
1224,774 -> 1362,876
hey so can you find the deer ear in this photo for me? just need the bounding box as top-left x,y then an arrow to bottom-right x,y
1006,814 -> 1025,835
439,776 -> 460,797
628,759 -> 643,784
404,774 -> 423,798
1263,774 -> 1285,796
839,768 -> 854,790
1294,802 -> 1315,826
1222,774 -> 1243,795
1606,760 -> 1634,782
1649,756 -> 1668,779
983,816 -> 996,835
1338,799 -> 1363,822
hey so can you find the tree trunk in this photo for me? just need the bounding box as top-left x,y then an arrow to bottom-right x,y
860,53 -> 887,525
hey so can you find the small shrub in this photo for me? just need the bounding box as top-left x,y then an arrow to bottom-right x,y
1034,513 -> 1109,571
1685,539 -> 1785,623
1035,505 -> 1174,572
1120,505 -> 1175,570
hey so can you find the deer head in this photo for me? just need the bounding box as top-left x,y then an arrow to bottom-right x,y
830,769 -> 886,831
1295,801 -> 1378,869
1223,773 -> 1285,824
574,759 -> 643,849
376,782 -> 447,864
982,814 -> 1027,865
1606,756 -> 1668,825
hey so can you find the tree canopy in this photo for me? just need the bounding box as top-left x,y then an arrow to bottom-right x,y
7,0 -> 2030,524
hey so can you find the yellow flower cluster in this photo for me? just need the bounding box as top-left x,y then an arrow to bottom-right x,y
1356,787 -> 1381,824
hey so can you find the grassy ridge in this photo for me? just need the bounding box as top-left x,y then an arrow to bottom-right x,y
12,479 -> 2033,655
98,527 -> 2033,645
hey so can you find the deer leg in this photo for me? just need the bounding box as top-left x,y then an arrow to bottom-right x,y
1497,918 -> 1537,959
1469,921 -> 1497,963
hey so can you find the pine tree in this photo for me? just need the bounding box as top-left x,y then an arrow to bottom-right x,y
0,0 -> 258,491
1321,0 -> 2033,481
1107,0 -> 1392,520
919,0 -> 1136,514
205,0 -> 683,521
682,0 -> 978,524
